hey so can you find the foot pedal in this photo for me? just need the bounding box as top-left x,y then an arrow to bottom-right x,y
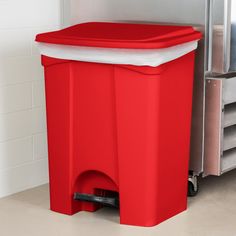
74,193 -> 119,208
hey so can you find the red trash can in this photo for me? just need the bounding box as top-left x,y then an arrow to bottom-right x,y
36,22 -> 201,227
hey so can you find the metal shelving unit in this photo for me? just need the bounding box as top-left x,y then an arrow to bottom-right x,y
204,74 -> 236,176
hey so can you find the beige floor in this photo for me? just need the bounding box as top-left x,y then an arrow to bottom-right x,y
1,171 -> 236,236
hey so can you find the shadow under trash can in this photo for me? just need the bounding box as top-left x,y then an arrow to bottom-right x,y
36,22 -> 201,227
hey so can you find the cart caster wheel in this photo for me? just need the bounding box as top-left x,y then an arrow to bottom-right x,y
188,173 -> 199,197
188,181 -> 199,197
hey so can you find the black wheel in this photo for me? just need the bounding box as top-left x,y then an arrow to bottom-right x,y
188,181 -> 199,197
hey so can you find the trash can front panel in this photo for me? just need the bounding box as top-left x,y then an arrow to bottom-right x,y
72,62 -> 119,181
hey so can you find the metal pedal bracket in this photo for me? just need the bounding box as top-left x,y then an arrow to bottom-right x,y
74,192 -> 119,208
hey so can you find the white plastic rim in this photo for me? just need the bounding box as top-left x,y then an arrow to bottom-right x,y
37,40 -> 198,67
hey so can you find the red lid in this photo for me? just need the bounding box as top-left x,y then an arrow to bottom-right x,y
36,22 -> 202,49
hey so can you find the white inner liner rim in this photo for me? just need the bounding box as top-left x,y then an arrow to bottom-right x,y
37,40 -> 198,67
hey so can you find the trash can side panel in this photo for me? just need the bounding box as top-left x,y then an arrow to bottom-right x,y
114,52 -> 196,226
114,67 -> 161,226
44,60 -> 75,215
157,51 -> 195,217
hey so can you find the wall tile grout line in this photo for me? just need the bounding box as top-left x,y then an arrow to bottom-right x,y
0,158 -> 48,176
0,25 -> 60,31
0,80 -> 34,89
0,78 -> 44,88
0,105 -> 46,116
0,131 -> 47,144
0,156 -> 48,173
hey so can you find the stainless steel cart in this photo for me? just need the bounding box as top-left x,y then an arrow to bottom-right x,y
189,0 -> 236,195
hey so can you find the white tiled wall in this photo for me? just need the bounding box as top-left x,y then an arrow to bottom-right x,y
0,0 -> 62,198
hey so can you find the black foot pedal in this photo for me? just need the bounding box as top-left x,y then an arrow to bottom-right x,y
74,193 -> 119,208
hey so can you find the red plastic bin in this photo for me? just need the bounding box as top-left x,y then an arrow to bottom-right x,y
36,22 -> 201,227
